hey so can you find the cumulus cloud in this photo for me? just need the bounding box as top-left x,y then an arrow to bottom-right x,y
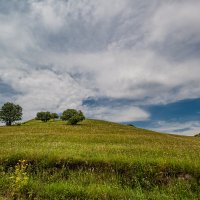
84,105 -> 150,122
149,1 -> 200,44
0,0 -> 200,128
152,121 -> 200,136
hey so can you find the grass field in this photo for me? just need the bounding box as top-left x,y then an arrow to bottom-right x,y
0,119 -> 200,199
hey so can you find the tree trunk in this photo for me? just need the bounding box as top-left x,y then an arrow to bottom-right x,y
6,121 -> 12,126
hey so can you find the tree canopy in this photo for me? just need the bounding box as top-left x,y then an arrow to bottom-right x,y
36,111 -> 51,122
61,109 -> 85,125
0,102 -> 22,126
51,113 -> 59,120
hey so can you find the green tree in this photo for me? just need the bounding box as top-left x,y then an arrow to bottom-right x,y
0,102 -> 22,126
51,113 -> 59,121
61,109 -> 85,125
36,111 -> 51,122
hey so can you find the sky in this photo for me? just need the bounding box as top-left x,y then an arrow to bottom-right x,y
0,0 -> 200,135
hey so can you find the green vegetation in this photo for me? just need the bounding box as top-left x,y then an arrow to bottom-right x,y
0,102 -> 22,126
61,109 -> 85,125
0,119 -> 200,199
36,112 -> 60,122
36,111 -> 52,122
51,113 -> 59,121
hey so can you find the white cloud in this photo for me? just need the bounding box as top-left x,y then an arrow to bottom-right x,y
84,105 -> 150,122
42,50 -> 200,104
149,1 -> 200,43
0,0 -> 200,127
152,121 -> 200,136
31,0 -> 67,31
0,67 -> 90,120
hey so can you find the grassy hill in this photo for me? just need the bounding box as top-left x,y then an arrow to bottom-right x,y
0,119 -> 200,199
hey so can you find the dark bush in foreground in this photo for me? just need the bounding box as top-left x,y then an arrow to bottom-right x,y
61,109 -> 85,125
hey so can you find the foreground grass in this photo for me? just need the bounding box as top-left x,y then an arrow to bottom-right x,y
0,119 -> 200,199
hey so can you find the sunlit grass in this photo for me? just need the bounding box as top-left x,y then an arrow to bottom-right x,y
0,119 -> 200,199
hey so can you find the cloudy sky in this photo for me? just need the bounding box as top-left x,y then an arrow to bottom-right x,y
0,0 -> 200,135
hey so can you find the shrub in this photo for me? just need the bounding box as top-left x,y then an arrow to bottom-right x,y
61,109 -> 85,125
10,160 -> 29,198
51,113 -> 59,120
61,109 -> 77,121
36,112 -> 51,122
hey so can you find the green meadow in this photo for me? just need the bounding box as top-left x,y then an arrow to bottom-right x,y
0,119 -> 200,199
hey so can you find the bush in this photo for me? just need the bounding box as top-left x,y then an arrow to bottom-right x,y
61,109 -> 78,121
68,115 -> 82,125
61,109 -> 85,125
36,112 -> 51,122
51,113 -> 59,120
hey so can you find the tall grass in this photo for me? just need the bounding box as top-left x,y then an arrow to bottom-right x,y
0,119 -> 200,199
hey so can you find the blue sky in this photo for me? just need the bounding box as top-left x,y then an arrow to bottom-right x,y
0,0 -> 200,135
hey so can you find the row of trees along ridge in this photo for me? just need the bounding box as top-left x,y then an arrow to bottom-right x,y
0,102 -> 85,126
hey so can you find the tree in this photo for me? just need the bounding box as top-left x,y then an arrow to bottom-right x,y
0,102 -> 22,126
60,109 -> 77,121
61,109 -> 85,125
51,113 -> 59,121
36,111 -> 51,122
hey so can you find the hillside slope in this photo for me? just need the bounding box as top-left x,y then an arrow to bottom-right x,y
0,119 -> 200,199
